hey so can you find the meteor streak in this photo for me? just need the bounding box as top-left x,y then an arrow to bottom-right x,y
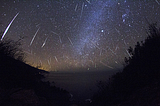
85,0 -> 91,4
100,61 -> 114,69
54,56 -> 58,62
75,4 -> 78,11
30,27 -> 40,46
58,35 -> 62,43
115,28 -> 121,35
48,59 -> 51,65
80,2 -> 84,19
51,31 -> 62,43
109,48 -> 116,55
89,39 -> 100,49
39,60 -> 42,66
51,31 -> 58,35
67,36 -> 73,45
155,0 -> 160,5
126,49 -> 131,57
41,37 -> 48,48
1,12 -> 19,41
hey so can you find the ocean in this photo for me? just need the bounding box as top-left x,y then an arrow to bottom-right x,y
45,69 -> 119,101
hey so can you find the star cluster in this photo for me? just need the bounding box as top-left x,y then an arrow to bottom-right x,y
0,0 -> 160,71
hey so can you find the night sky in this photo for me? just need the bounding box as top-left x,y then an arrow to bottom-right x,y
0,0 -> 160,71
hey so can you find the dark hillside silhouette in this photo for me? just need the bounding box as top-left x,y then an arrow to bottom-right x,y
91,23 -> 160,106
0,34 -> 71,106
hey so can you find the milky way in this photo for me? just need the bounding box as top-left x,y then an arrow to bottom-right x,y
0,0 -> 160,71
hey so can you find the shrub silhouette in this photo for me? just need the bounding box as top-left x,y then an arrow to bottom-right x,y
92,23 -> 160,106
0,38 -> 25,62
0,37 -> 44,88
0,33 -> 70,106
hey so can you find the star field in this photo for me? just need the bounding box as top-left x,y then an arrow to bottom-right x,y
0,0 -> 160,71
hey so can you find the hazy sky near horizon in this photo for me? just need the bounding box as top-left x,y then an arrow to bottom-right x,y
0,0 -> 160,71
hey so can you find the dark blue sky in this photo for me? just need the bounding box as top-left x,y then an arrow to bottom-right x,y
0,0 -> 160,71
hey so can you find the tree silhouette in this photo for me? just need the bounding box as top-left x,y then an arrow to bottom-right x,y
124,22 -> 160,80
92,23 -> 160,106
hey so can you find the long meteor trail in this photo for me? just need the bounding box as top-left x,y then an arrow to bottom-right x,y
1,12 -> 19,41
30,27 -> 40,46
